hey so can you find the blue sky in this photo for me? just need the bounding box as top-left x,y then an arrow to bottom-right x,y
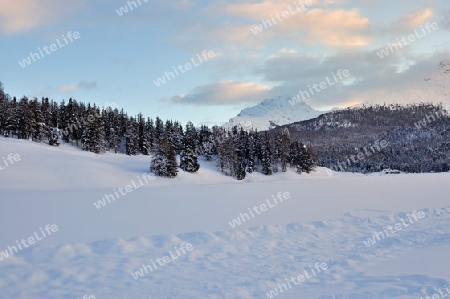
0,0 -> 449,126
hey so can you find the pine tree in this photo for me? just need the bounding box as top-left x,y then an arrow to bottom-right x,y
18,97 -> 33,139
0,86 -> 7,136
246,130 -> 256,173
150,137 -> 178,178
198,125 -> 214,160
80,107 -> 106,154
180,121 -> 200,173
218,134 -> 236,176
280,128 -> 291,172
40,97 -> 53,143
201,134 -> 215,161
234,127 -> 247,180
154,117 -> 164,146
138,113 -> 150,155
146,118 -> 155,151
4,97 -> 19,138
290,141 -> 302,173
30,98 -> 45,142
299,142 -> 314,173
272,134 -> 280,174
261,132 -> 272,175
126,117 -> 139,155
91,107 -> 106,154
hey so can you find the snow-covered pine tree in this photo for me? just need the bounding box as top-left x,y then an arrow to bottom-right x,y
299,142 -> 314,173
0,86 -> 7,136
40,97 -> 53,143
138,113 -> 150,155
172,121 -> 184,154
180,121 -> 200,173
289,140 -> 301,173
272,132 -> 280,173
146,118 -> 155,152
4,97 -> 19,138
280,128 -> 291,172
81,107 -> 106,154
126,117 -> 139,155
154,117 -> 164,146
150,137 -> 178,178
261,131 -> 272,175
91,107 -> 106,154
18,97 -> 33,140
246,130 -> 256,173
107,109 -> 120,153
199,126 -> 215,161
29,98 -> 45,142
234,127 -> 247,180
218,133 -> 237,176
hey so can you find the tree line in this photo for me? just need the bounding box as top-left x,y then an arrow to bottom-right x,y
0,85 -> 314,179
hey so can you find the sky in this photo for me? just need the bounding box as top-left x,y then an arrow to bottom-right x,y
0,0 -> 449,126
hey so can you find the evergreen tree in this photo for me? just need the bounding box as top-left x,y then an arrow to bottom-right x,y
5,97 -> 19,138
150,137 -> 178,178
299,142 -> 314,173
280,128 -> 291,172
0,86 -> 7,136
30,98 -> 45,142
180,121 -> 200,173
81,107 -> 106,154
261,132 -> 272,175
154,117 -> 164,145
198,125 -> 214,160
234,127 -> 247,180
201,133 -> 215,161
17,97 -> 33,139
246,130 -> 256,173
290,141 -> 302,173
138,113 -> 150,155
218,134 -> 236,176
125,117 -> 139,155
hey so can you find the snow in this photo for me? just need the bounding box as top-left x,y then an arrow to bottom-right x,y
223,96 -> 325,131
0,136 -> 449,299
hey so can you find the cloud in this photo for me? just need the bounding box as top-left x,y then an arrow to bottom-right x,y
169,81 -> 270,105
61,81 -> 98,92
220,1 -> 371,47
255,48 -> 450,109
0,0 -> 86,34
399,7 -> 434,28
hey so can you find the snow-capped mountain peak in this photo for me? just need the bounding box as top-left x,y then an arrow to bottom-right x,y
223,95 -> 323,131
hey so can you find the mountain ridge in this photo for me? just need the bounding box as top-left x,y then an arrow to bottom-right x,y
223,95 -> 326,131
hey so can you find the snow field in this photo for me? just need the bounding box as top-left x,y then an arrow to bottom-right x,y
0,137 -> 449,298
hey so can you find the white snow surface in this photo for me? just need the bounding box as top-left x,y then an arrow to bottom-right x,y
223,96 -> 324,131
0,137 -> 449,299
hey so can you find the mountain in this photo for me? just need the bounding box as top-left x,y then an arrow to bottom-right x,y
272,102 -> 449,173
223,95 -> 325,131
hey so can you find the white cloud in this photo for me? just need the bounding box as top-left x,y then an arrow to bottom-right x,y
170,81 -> 270,105
61,81 -> 98,92
0,0 -> 86,34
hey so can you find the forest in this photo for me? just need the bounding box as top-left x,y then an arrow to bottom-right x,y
2,82 -> 448,177
0,84 -> 314,180
274,102 -> 450,173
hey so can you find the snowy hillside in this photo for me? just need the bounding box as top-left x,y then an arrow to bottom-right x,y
223,96 -> 324,131
0,137 -> 449,299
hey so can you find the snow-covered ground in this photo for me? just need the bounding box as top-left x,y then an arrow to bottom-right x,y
0,137 -> 449,299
